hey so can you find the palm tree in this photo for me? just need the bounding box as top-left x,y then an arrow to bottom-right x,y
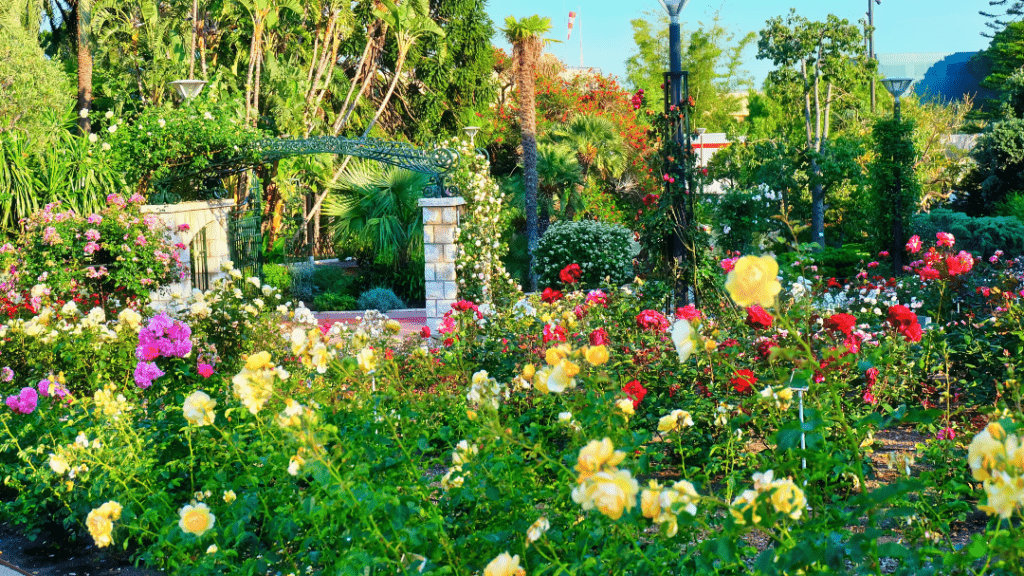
502,15 -> 551,292
536,141 -> 579,227
226,0 -> 302,125
76,0 -> 93,134
547,113 -> 627,219
322,160 -> 429,271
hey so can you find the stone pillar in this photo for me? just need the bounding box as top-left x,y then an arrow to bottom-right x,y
419,197 -> 465,332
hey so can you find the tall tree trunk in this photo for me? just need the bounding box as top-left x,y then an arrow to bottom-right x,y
519,36 -> 541,291
198,6 -> 208,78
76,0 -> 93,135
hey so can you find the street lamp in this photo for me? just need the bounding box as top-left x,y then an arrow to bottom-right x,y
659,0 -> 693,306
867,0 -> 881,113
169,79 -> 207,101
880,77 -> 914,121
881,77 -> 915,275
463,125 -> 481,147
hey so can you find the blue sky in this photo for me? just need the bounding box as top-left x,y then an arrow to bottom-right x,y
485,0 -> 992,89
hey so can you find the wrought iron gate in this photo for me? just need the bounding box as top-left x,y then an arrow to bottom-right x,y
189,223 -> 211,292
229,180 -> 263,284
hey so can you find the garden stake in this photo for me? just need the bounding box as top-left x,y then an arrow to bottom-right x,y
792,386 -> 810,480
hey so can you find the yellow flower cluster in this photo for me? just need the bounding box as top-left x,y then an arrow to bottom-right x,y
441,440 -> 478,491
276,398 -> 306,428
641,479 -> 700,536
730,470 -> 806,525
356,347 -> 376,374
758,385 -> 794,411
725,255 -> 782,308
232,351 -> 288,415
483,552 -> 525,576
658,409 -> 695,433
571,438 -> 639,520
466,370 -> 505,408
93,384 -> 131,418
288,326 -> 335,374
534,345 -> 578,394
968,422 -> 1024,519
183,391 -> 217,427
86,501 -> 122,548
179,502 -> 216,536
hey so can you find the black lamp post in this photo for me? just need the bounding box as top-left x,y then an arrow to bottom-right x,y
660,0 -> 693,306
880,77 -> 914,274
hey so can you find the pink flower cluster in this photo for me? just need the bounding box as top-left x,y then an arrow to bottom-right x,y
134,313 -> 193,389
6,387 -> 38,414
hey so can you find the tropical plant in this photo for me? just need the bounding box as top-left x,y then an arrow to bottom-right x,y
501,14 -> 551,291
322,160 -> 428,271
546,114 -> 627,219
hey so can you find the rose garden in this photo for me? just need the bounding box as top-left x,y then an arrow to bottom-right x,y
2,1 -> 1024,575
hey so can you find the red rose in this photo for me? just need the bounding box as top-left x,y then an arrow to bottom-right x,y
543,323 -> 567,343
730,369 -> 757,394
636,310 -> 670,332
541,287 -> 563,303
559,263 -> 582,284
918,266 -> 940,281
675,304 -> 701,321
886,305 -> 922,343
825,313 -> 856,336
756,338 -> 779,360
865,367 -> 879,387
420,326 -> 431,338
622,379 -> 647,409
589,327 -> 610,346
745,305 -> 773,329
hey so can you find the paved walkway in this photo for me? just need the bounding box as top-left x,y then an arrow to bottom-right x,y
314,308 -> 428,340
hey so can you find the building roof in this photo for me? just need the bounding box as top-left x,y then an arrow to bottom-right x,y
877,52 -> 997,104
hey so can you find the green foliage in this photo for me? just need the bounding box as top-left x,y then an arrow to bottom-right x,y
0,14 -> 71,139
262,263 -> 291,296
868,118 -> 921,260
624,11 -> 754,134
313,290 -> 356,311
103,98 -> 264,195
312,265 -> 358,295
711,187 -> 785,253
978,20 -> 1024,93
356,287 -> 403,312
535,220 -> 634,289
323,160 -> 427,271
912,208 -> 1024,258
960,117 -> 1024,216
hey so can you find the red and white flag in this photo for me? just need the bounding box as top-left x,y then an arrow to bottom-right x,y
567,11 -> 576,41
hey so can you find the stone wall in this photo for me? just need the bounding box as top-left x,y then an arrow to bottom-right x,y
419,197 -> 465,332
141,199 -> 236,300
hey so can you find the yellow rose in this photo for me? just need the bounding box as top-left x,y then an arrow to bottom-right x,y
533,368 -> 551,394
385,319 -> 401,334
545,345 -> 570,366
244,351 -> 273,371
704,339 -> 717,352
526,516 -> 550,544
483,552 -> 526,576
183,391 -> 217,427
725,255 -> 782,308
575,438 -> 626,481
979,471 -> 1024,519
657,414 -> 678,433
671,480 -> 700,516
289,327 -> 308,356
671,319 -> 695,363
97,501 -> 122,521
522,363 -> 536,380
86,509 -> 114,548
729,489 -> 762,526
179,502 -> 216,536
641,480 -> 664,518
49,453 -> 70,475
573,469 -> 639,520
769,479 -> 806,520
615,398 -> 635,418
968,427 -> 1008,481
356,347 -> 376,374
585,345 -> 609,366
545,362 -> 576,394
223,490 -> 236,504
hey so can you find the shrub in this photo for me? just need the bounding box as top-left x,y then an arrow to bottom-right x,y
912,208 -> 1024,258
356,287 -> 404,312
535,220 -> 634,289
312,265 -> 358,295
313,291 -> 357,311
263,264 -> 291,297
712,186 -> 785,253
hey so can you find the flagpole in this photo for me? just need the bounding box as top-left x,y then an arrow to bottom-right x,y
579,7 -> 583,67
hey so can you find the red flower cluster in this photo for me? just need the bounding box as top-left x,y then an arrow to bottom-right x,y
451,300 -> 483,319
636,309 -> 670,332
541,288 -> 563,303
945,251 -> 974,276
745,305 -> 773,330
756,338 -> 779,360
543,323 -> 567,343
622,380 -> 647,409
825,313 -> 856,336
642,193 -> 660,207
675,304 -> 701,321
559,263 -> 582,284
589,327 -> 610,346
886,305 -> 922,343
730,369 -> 757,394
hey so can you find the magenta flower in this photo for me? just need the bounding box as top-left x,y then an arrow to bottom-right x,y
134,361 -> 165,389
6,387 -> 38,414
84,241 -> 101,255
936,231 -> 955,247
198,364 -> 215,378
1,366 -> 12,382
87,214 -> 103,224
